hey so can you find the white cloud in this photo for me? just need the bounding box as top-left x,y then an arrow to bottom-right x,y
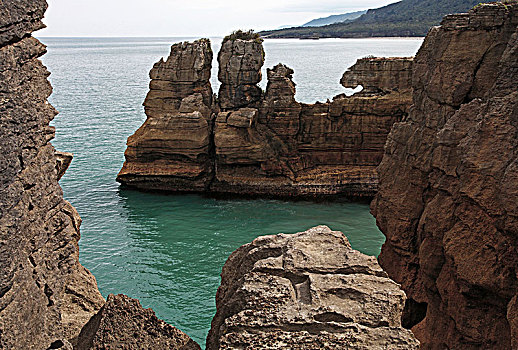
38,0 -> 400,37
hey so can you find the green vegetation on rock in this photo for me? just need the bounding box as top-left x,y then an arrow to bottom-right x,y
223,30 -> 264,43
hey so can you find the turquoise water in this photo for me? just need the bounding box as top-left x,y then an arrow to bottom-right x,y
39,37 -> 422,346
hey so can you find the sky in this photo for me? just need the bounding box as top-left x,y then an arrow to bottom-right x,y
38,0 -> 400,37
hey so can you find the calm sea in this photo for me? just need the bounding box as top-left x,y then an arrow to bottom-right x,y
39,37 -> 423,347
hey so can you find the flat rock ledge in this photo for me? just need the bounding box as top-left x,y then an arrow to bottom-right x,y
207,226 -> 419,349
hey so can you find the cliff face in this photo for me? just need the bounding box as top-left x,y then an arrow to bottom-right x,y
371,2 -> 518,349
0,1 -> 200,348
218,38 -> 264,110
0,1 -> 105,348
118,40 -> 413,198
206,226 -> 419,349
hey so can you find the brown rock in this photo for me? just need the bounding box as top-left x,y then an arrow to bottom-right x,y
207,226 -> 419,350
144,39 -> 213,116
226,108 -> 258,128
56,151 -> 73,181
117,40 -> 215,192
76,294 -> 200,350
0,0 -> 47,46
120,36 -> 412,198
371,3 -> 518,349
341,57 -> 413,95
0,2 -> 105,348
218,38 -> 265,110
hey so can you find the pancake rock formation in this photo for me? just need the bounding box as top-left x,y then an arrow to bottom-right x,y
0,1 -> 199,348
372,2 -> 518,349
118,36 -> 413,198
206,226 -> 419,349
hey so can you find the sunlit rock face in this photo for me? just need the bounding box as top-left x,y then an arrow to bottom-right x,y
119,37 -> 412,199
372,3 -> 518,349
206,226 -> 419,350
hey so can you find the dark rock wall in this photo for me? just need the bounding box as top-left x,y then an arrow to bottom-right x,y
0,1 -> 105,348
0,2 -> 201,348
372,2 -> 518,349
76,294 -> 201,350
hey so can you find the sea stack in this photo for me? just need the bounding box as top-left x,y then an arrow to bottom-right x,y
372,2 -> 518,349
117,39 -> 216,192
118,33 -> 413,198
206,226 -> 419,349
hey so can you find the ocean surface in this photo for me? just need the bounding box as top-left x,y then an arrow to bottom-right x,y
39,37 -> 423,346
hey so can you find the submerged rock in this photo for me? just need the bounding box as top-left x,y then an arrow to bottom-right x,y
372,2 -> 518,349
76,294 -> 201,350
207,226 -> 419,349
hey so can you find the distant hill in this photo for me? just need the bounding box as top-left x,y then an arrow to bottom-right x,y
302,10 -> 367,27
260,0 -> 491,38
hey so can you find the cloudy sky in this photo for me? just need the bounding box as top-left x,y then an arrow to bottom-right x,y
39,0 -> 400,37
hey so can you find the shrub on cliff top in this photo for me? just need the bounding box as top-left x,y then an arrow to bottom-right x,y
223,30 -> 264,44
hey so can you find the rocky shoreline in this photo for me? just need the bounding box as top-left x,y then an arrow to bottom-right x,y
116,35 -> 413,199
1,0 -> 517,349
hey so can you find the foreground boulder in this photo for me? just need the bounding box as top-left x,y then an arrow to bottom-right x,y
207,226 -> 419,349
372,2 -> 518,349
118,35 -> 413,198
76,294 -> 201,350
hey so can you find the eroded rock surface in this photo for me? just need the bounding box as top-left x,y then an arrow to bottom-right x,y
117,40 -> 215,192
0,1 -> 200,348
341,57 -> 413,95
218,38 -> 264,110
207,226 -> 419,349
119,38 -> 413,198
0,1 -> 105,348
372,3 -> 518,349
76,294 -> 201,350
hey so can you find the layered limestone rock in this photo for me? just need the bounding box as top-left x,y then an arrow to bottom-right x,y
207,226 -> 419,349
76,294 -> 201,350
0,1 -> 200,348
340,57 -> 413,95
0,1 -> 105,348
371,3 -> 518,349
218,37 -> 264,110
119,37 -> 412,198
117,40 -> 215,191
